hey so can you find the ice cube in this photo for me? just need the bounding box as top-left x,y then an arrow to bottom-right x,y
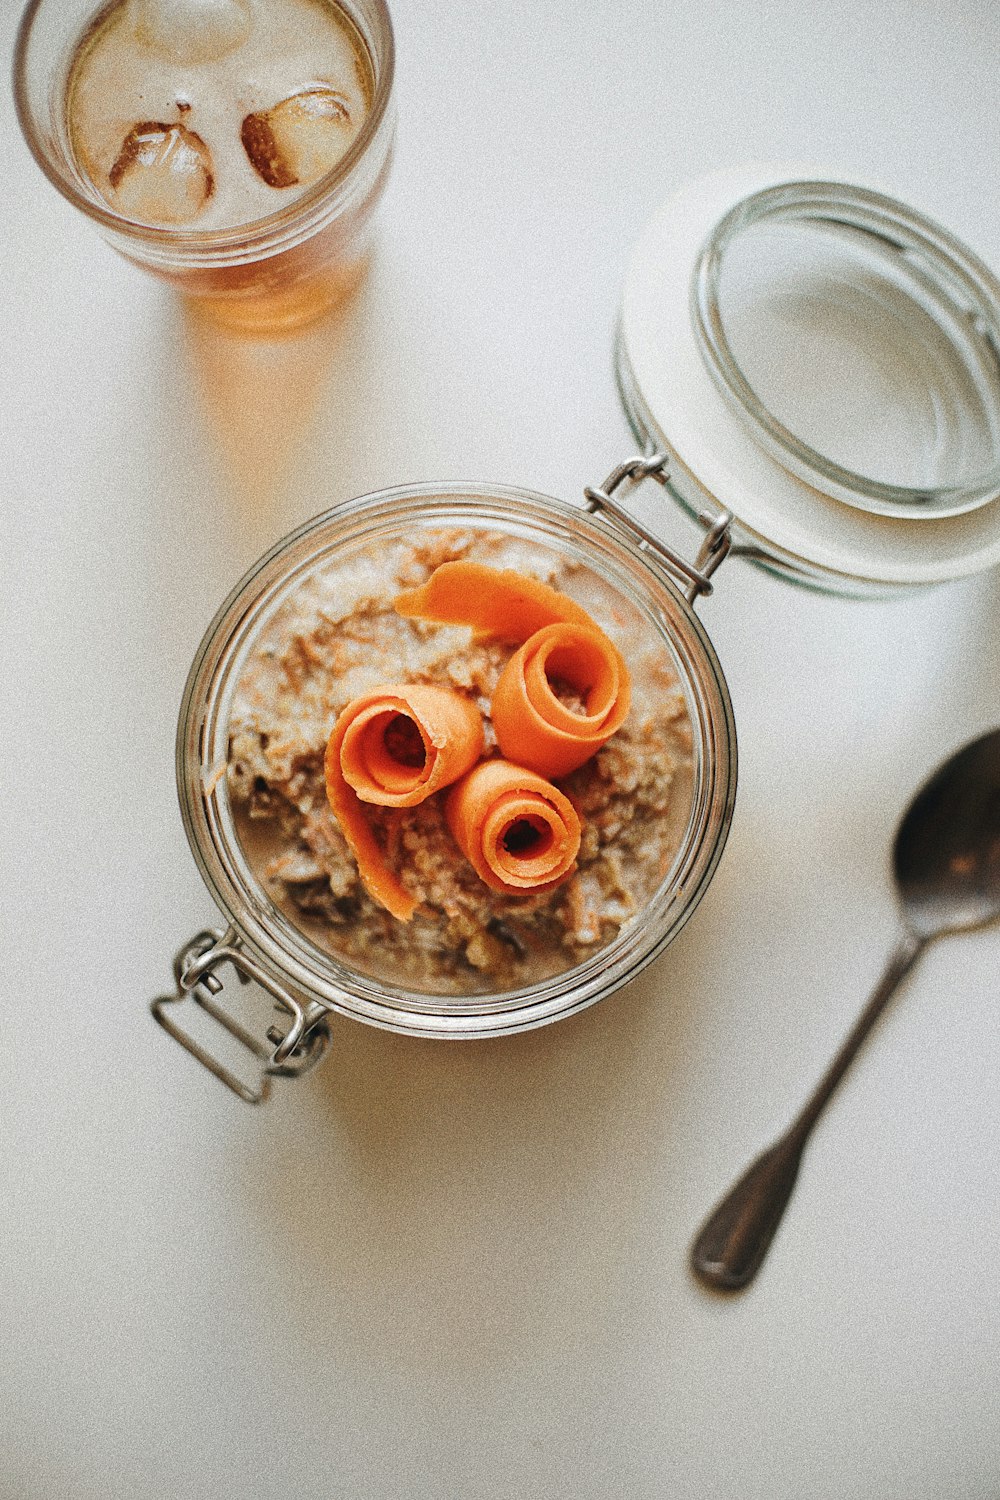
241,86 -> 352,190
130,0 -> 252,65
108,122 -> 214,225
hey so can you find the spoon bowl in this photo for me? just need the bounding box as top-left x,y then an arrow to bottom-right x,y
690,726 -> 1000,1291
894,730 -> 1000,938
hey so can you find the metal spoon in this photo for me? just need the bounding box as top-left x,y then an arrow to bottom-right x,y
691,726 -> 1000,1292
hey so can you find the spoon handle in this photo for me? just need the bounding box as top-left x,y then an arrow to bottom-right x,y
690,927 -> 925,1291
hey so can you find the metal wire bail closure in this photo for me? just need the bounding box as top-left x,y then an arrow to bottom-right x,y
151,927 -> 332,1103
583,453 -> 732,604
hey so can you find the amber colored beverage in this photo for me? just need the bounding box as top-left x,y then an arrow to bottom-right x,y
15,0 -> 395,332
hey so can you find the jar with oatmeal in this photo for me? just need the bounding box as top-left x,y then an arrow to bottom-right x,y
153,168 -> 1000,1101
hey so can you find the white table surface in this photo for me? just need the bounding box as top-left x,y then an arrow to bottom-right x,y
2,0 -> 999,1495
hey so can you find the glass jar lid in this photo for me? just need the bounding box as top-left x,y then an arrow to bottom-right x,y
620,165 -> 1000,589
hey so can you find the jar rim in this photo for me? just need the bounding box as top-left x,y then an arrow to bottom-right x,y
691,180 -> 1000,521
175,482 -> 738,1037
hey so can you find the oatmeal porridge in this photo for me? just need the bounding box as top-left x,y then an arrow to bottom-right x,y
225,527 -> 695,995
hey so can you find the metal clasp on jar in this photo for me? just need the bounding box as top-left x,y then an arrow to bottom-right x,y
151,927 -> 331,1103
584,453 -> 732,605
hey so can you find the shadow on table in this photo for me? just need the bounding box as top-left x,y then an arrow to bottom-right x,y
232,911 -> 718,1372
181,274 -> 371,511
224,568 -> 1000,1369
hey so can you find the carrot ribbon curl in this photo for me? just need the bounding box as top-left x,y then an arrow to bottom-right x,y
491,621 -> 631,778
327,566 -> 629,917
325,684 -> 484,921
396,561 -> 631,777
445,758 -> 582,895
394,561 -> 598,643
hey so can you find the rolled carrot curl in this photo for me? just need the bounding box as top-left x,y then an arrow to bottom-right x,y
445,758 -> 582,895
325,685 -> 485,921
491,621 -> 631,778
395,561 -> 631,774
336,684 -> 485,806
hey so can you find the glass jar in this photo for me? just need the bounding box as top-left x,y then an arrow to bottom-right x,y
153,469 -> 736,1100
13,0 -> 396,332
152,168 -> 1000,1101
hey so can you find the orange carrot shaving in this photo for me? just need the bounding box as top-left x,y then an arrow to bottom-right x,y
325,740 -> 415,921
395,561 -> 631,773
325,685 -> 484,920
445,758 -> 582,895
337,684 -> 484,806
394,561 -> 597,643
491,621 -> 631,777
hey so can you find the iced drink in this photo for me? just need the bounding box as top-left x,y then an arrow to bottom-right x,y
15,0 -> 395,331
